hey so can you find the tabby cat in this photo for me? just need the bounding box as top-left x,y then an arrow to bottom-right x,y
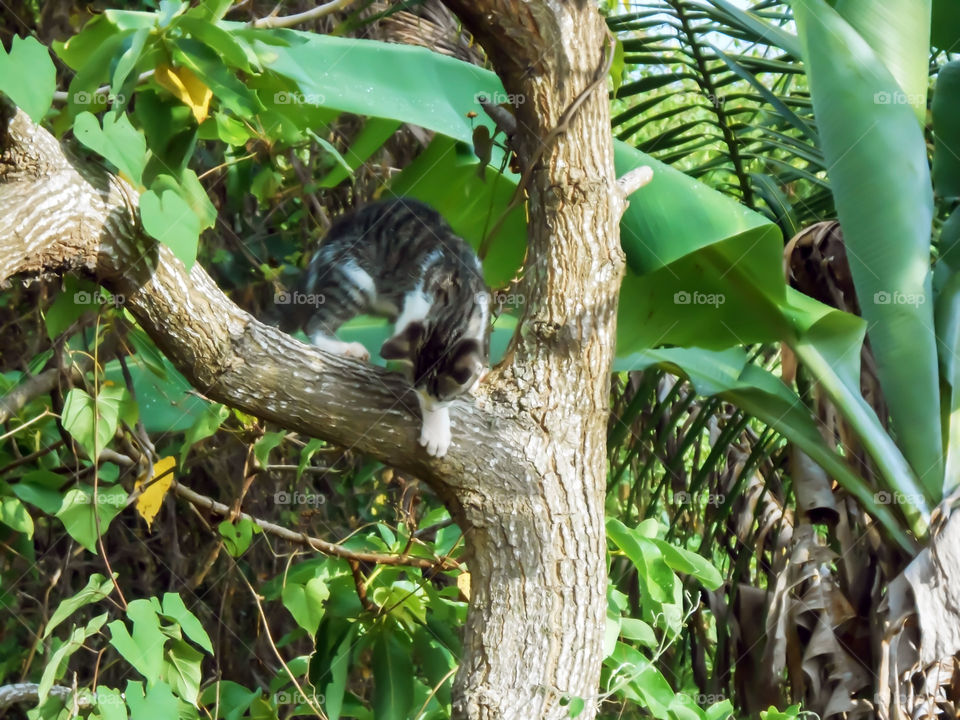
281,198 -> 490,457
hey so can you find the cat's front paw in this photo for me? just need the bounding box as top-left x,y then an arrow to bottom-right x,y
419,405 -> 451,457
341,342 -> 370,361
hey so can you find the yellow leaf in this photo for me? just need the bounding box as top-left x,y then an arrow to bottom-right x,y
135,455 -> 175,530
456,571 -> 471,601
155,64 -> 212,124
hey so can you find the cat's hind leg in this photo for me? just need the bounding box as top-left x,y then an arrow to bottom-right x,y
301,257 -> 375,361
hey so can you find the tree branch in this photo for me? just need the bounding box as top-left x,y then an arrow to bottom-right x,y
0,105 -> 531,500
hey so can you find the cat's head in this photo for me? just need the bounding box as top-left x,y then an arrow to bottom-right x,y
381,322 -> 486,402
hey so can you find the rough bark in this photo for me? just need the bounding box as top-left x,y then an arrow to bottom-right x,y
0,1 -> 628,716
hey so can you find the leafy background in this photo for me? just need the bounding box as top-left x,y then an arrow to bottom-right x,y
1,0 -> 959,718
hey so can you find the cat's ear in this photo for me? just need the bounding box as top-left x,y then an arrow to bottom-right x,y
447,338 -> 484,385
380,322 -> 425,359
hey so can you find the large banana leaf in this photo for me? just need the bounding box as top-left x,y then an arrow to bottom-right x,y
794,0 -> 943,497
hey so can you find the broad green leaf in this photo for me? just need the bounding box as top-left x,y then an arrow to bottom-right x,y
55,484 -> 127,552
108,599 -> 166,683
281,574 -> 330,636
44,573 -> 114,639
253,430 -> 285,468
140,187 -> 201,269
198,681 -> 259,720
92,686 -> 126,720
372,630 -> 414,720
13,470 -> 66,515
649,538 -> 723,589
322,623 -> 359,720
112,27 -> 150,100
61,386 -> 135,459
160,592 -> 213,653
933,0 -> 960,51
179,401 -> 229,467
795,0 -> 942,496
162,638 -> 203,704
45,277 -> 116,341
936,272 -> 960,495
933,62 -> 960,200
833,0 -> 931,123
0,35 -> 56,122
125,680 -> 178,720
219,516 -> 257,556
73,111 -> 147,186
0,496 -> 33,538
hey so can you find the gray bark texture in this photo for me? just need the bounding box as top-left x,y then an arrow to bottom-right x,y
0,2 -> 631,717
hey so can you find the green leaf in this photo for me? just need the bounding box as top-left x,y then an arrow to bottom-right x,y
160,592 -> 213,653
281,574 -> 330,635
13,470 -> 66,515
796,0 -> 942,495
0,496 -> 33,538
45,277 -> 101,341
649,538 -> 723,590
92,686 -> 127,720
933,61 -> 960,200
179,402 -> 229,467
832,0 -> 931,123
108,599 -> 167,683
933,0 -> 960,51
140,187 -> 202,270
125,680 -> 178,720
55,484 -> 126,553
44,573 -> 115,639
73,111 -> 147,186
253,431 -> 285,468
0,35 -> 56,122
61,386 -> 134,459
219,516 -> 257,556
321,622 -> 359,720
371,629 -> 414,720
162,637 -> 203,704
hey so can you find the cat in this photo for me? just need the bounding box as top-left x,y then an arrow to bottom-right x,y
280,197 -> 490,457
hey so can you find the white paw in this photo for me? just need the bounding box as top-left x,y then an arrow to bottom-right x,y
419,405 -> 451,457
340,342 -> 370,361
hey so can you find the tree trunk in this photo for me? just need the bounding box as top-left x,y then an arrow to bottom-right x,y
0,2 -> 632,717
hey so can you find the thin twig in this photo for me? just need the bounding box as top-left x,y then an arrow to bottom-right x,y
250,0 -> 358,28
172,480 -> 458,570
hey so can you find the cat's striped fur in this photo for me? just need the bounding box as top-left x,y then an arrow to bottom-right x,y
282,198 -> 490,457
